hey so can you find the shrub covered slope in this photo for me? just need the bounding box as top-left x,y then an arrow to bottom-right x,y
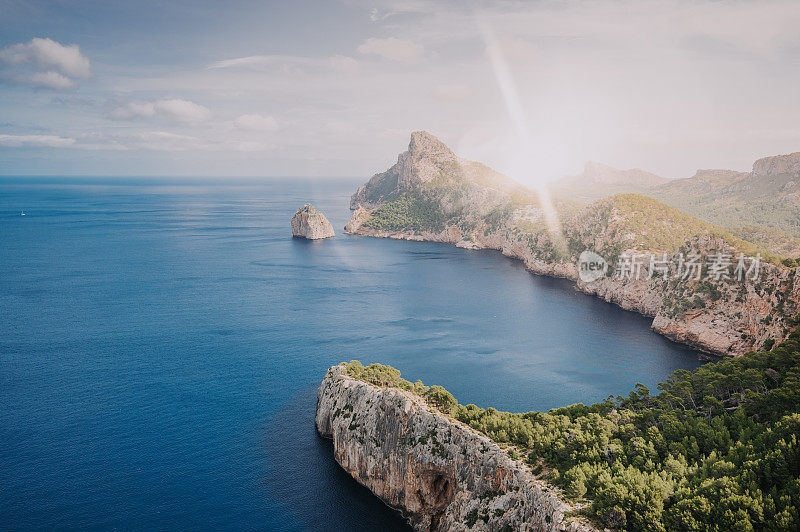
344,329 -> 800,531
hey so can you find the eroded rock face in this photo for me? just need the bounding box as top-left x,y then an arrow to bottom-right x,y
349,131 -> 515,210
752,152 -> 800,179
316,365 -> 596,532
291,203 -> 335,239
344,206 -> 370,234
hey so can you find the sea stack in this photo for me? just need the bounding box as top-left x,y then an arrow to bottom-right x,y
291,203 -> 335,239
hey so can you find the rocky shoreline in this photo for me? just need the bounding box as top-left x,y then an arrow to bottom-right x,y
316,364 -> 597,532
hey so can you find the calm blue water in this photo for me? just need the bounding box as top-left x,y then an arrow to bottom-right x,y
0,178 -> 704,530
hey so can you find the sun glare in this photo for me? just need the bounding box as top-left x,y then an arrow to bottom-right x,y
479,19 -> 567,253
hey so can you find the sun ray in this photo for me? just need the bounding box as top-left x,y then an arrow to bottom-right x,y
478,20 -> 568,256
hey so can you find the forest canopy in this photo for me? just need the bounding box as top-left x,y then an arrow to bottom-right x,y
345,329 -> 800,531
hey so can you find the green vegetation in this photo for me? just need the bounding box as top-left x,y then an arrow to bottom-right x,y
345,329 -> 800,531
579,195 -> 776,261
343,360 -> 457,413
729,226 -> 800,260
361,193 -> 447,233
553,162 -> 800,243
358,169 -> 400,205
654,191 -> 800,241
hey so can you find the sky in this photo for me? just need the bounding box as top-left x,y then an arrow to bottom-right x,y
1,0 -> 799,183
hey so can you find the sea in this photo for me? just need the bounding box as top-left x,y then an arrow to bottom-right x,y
0,177 -> 704,530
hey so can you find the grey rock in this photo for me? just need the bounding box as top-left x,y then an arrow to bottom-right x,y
316,365 -> 597,532
291,203 -> 335,239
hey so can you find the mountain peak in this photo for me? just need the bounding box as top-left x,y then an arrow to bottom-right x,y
407,130 -> 454,159
581,161 -> 667,186
350,130 -> 516,210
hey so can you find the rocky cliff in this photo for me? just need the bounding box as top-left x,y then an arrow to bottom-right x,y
350,131 -> 525,211
751,151 -> 800,180
346,132 -> 800,356
316,364 -> 596,532
650,153 -> 800,241
291,203 -> 335,239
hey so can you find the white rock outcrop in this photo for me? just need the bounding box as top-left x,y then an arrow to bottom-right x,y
316,365 -> 596,532
291,203 -> 335,239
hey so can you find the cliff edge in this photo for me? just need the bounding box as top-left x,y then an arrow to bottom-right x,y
316,364 -> 596,532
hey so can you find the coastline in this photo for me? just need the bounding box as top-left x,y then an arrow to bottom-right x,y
346,217 -> 795,357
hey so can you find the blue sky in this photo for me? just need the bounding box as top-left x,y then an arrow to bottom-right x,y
2,0 -> 800,181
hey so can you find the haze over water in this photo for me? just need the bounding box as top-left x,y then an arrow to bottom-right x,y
0,178 -> 703,530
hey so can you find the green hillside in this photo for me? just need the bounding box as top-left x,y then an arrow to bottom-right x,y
567,194 -> 780,263
343,327 -> 800,531
359,188 -> 782,265
549,157 -> 800,246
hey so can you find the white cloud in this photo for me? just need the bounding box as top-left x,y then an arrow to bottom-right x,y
0,134 -> 76,147
154,99 -> 212,124
107,101 -> 157,120
107,99 -> 211,124
208,55 -> 288,70
0,129 -> 274,153
0,37 -> 91,89
234,114 -> 279,132
27,71 -> 76,89
80,131 -> 208,151
208,53 -> 359,74
129,131 -> 205,151
68,130 -> 276,153
328,55 -> 359,72
432,83 -> 471,102
357,37 -> 424,63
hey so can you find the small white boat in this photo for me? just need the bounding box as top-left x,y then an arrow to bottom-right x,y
20,210 -> 26,216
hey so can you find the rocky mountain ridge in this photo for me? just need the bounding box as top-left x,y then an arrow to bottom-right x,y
350,131 -> 525,211
552,152 -> 800,242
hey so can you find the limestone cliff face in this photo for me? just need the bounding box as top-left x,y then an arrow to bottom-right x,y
751,151 -> 800,180
291,203 -> 335,239
316,365 -> 596,532
346,132 -> 800,356
350,131 -> 520,211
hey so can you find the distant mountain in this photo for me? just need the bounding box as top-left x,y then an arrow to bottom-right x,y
550,152 -> 800,248
654,168 -> 748,197
651,152 -> 800,241
551,162 -> 669,200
